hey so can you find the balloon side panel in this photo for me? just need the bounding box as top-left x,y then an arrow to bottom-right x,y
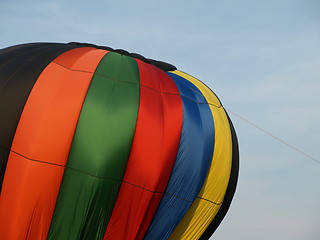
144,72 -> 215,239
199,113 -> 239,240
168,71 -> 233,240
0,43 -> 82,191
0,47 -> 107,239
47,52 -> 140,240
104,60 -> 182,240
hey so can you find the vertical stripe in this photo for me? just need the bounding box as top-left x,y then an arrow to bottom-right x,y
144,72 -> 214,239
168,70 -> 233,240
0,48 -> 107,239
0,43 -> 81,191
199,113 -> 239,240
104,61 -> 182,240
47,52 -> 140,240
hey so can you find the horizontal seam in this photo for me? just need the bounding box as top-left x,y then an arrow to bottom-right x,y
53,61 -> 94,74
1,146 -> 221,205
52,61 -> 221,108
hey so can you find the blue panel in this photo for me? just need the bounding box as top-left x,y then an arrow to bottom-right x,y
144,72 -> 215,239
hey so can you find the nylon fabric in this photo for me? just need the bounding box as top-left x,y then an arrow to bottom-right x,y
199,114 -> 239,240
0,43 -> 238,240
0,42 -> 48,64
0,43 -> 80,191
144,72 -> 214,239
168,70 -> 233,240
47,52 -> 140,240
0,47 -> 107,239
104,60 -> 182,240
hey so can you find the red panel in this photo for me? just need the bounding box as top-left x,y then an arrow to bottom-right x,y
0,48 -> 108,239
104,60 -> 183,240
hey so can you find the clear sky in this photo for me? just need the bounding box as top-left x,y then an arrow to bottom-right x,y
1,0 -> 320,239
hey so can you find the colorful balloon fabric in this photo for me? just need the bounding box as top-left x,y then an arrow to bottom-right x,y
0,42 -> 239,240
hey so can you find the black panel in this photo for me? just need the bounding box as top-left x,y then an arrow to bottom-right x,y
0,43 -> 48,63
199,111 -> 239,240
0,43 -> 82,192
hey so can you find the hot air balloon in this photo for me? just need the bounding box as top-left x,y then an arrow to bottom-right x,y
0,42 -> 239,240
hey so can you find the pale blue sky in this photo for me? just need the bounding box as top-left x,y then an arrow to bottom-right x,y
1,0 -> 320,239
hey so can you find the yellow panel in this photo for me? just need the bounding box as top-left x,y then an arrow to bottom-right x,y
168,70 -> 233,240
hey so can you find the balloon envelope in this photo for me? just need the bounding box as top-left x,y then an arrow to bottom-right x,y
0,42 -> 239,240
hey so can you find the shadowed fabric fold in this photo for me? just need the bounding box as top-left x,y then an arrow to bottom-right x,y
144,72 -> 214,239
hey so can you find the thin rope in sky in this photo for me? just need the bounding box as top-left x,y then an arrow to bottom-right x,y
225,108 -> 320,165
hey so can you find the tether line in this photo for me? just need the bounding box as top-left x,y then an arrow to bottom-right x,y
225,108 -> 320,165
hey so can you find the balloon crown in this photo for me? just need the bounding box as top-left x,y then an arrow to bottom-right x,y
68,42 -> 177,72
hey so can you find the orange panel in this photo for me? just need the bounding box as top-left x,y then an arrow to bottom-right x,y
0,47 -> 107,239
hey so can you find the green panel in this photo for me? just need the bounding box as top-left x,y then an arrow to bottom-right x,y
47,52 -> 140,240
